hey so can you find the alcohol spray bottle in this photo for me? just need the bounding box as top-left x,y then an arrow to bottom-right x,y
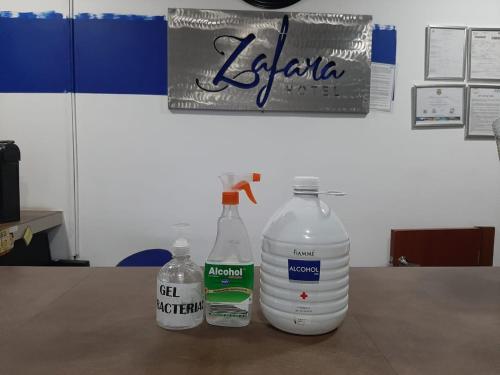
205,173 -> 261,327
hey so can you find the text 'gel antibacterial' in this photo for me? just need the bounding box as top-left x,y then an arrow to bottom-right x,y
260,176 -> 350,335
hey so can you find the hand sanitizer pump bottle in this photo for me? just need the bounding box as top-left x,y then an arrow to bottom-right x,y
205,172 -> 261,327
156,223 -> 204,330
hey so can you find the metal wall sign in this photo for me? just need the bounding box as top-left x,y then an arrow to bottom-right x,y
168,9 -> 372,113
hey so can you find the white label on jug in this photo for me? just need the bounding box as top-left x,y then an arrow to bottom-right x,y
288,259 -> 321,282
156,282 -> 204,327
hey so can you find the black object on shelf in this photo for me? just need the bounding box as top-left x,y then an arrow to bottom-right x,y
0,140 -> 21,223
243,0 -> 301,9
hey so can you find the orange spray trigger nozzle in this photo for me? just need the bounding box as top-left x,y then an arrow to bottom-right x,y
233,181 -> 257,204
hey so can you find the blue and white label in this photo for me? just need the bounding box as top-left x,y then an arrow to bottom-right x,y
288,259 -> 320,282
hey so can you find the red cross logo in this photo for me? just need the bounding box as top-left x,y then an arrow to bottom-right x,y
300,291 -> 308,300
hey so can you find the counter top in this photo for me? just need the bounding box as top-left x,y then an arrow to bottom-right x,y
1,267 -> 499,375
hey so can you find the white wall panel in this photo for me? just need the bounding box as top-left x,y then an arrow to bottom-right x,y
71,0 -> 500,266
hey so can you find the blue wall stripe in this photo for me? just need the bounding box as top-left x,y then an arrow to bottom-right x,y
74,14 -> 167,95
0,12 -> 393,95
0,11 -> 167,95
0,12 -> 73,93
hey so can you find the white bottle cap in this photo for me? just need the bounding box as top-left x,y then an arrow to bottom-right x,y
293,176 -> 320,192
171,223 -> 191,256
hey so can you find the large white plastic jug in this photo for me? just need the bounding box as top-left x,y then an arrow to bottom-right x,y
260,176 -> 350,335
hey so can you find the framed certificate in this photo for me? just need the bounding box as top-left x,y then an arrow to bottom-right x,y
468,28 -> 500,81
425,26 -> 467,80
465,85 -> 500,139
412,84 -> 466,128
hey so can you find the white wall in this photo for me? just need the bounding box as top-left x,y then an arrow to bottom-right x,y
75,0 -> 500,266
2,0 -> 500,266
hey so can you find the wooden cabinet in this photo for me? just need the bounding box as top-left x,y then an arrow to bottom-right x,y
390,227 -> 495,266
